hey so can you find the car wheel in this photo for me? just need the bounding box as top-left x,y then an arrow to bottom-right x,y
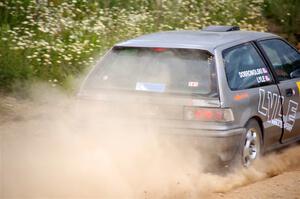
240,119 -> 262,167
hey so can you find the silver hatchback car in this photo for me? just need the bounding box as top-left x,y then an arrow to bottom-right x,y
78,26 -> 300,167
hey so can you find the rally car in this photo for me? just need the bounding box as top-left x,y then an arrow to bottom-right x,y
78,25 -> 300,167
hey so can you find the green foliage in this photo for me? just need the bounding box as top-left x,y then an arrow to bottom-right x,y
0,0 -> 267,91
264,0 -> 300,41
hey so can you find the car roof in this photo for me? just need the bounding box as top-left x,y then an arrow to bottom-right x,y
115,30 -> 278,53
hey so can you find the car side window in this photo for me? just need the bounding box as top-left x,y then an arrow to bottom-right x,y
223,43 -> 273,91
259,39 -> 300,81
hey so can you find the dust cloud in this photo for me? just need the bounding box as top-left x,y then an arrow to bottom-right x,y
1,84 -> 300,199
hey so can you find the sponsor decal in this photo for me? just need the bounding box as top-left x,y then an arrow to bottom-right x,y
239,67 -> 271,84
234,92 -> 249,101
262,68 -> 268,73
238,67 -> 269,78
258,88 -> 298,132
256,75 -> 271,83
136,82 -> 166,93
188,81 -> 199,87
296,81 -> 300,94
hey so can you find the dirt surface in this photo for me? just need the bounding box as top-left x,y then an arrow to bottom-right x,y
1,94 -> 300,199
210,170 -> 300,199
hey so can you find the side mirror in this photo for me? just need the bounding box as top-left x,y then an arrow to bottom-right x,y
290,68 -> 300,78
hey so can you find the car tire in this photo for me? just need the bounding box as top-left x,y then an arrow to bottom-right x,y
238,119 -> 263,168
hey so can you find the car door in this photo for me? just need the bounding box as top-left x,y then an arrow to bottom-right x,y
222,42 -> 282,148
258,38 -> 300,143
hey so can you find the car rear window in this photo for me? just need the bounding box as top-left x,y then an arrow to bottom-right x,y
84,47 -> 218,96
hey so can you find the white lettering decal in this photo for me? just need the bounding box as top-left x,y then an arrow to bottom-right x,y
258,89 -> 298,132
267,91 -> 278,121
284,100 -> 298,132
258,89 -> 267,116
239,68 -> 271,79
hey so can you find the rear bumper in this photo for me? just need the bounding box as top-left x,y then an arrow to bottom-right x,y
157,127 -> 246,162
159,127 -> 245,137
77,111 -> 245,163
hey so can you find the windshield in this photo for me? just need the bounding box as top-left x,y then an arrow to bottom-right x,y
84,47 -> 218,96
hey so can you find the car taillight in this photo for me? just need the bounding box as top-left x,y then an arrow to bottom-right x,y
184,107 -> 234,122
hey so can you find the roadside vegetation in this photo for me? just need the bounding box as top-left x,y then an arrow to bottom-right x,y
0,0 -> 298,93
264,0 -> 300,43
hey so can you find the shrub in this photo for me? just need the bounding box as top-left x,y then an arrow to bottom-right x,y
264,0 -> 300,43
